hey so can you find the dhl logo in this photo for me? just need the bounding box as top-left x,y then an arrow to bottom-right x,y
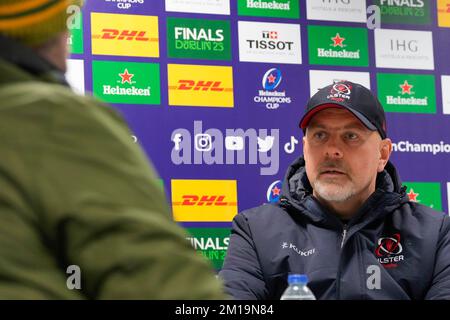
171,180 -> 238,222
168,64 -> 234,107
174,195 -> 237,206
438,0 -> 450,27
92,29 -> 157,42
91,13 -> 159,57
170,80 -> 232,92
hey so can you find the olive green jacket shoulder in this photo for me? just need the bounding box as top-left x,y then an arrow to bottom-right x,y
0,58 -> 225,299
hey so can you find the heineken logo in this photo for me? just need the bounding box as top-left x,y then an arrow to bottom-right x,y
377,73 -> 436,113
93,60 -> 161,105
331,33 -> 345,48
317,32 -> 360,59
119,69 -> 134,84
308,25 -> 368,67
407,188 -> 419,202
400,80 -> 413,95
402,182 -> 442,210
246,0 -> 291,10
102,69 -> 150,97
167,18 -> 231,61
238,0 -> 299,19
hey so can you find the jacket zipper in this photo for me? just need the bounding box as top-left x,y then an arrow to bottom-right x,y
340,224 -> 348,249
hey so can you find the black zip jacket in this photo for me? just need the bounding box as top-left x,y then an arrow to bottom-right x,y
219,157 -> 450,299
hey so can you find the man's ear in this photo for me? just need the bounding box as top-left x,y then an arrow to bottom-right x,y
378,138 -> 392,172
303,135 -> 307,154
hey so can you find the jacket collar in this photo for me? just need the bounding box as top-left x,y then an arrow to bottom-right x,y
0,35 -> 69,86
279,156 -> 408,229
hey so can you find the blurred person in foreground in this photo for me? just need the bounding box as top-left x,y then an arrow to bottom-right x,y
220,81 -> 450,300
0,0 -> 225,299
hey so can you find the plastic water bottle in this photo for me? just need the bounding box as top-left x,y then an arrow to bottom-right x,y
280,274 -> 316,300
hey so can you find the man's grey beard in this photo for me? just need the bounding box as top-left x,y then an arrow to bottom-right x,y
312,179 -> 357,203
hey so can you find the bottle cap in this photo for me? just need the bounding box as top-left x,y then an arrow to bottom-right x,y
288,274 -> 308,285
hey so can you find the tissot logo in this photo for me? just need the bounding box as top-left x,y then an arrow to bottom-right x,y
374,29 -> 434,70
308,25 -> 368,67
376,0 -> 430,25
165,0 -> 230,15
309,70 -> 370,97
306,0 -> 367,22
376,73 -> 436,113
167,17 -> 231,60
238,21 -> 301,64
171,180 -> 238,222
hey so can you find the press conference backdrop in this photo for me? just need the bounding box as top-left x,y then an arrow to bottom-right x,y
66,0 -> 450,271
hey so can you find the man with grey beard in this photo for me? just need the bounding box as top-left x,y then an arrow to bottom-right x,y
219,81 -> 450,300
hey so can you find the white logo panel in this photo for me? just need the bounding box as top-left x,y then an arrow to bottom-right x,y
165,0 -> 230,15
447,182 -> 450,216
309,70 -> 370,97
306,0 -> 367,22
442,76 -> 450,115
238,21 -> 301,64
375,29 -> 434,70
66,59 -> 85,95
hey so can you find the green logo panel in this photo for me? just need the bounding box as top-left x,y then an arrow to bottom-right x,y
376,73 -> 436,114
92,60 -> 161,105
167,17 -> 231,61
186,228 -> 231,270
237,0 -> 300,19
69,12 -> 83,54
375,0 -> 431,25
403,182 -> 442,211
308,25 -> 368,67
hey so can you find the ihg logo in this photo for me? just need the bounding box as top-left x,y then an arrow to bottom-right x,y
171,121 -> 279,176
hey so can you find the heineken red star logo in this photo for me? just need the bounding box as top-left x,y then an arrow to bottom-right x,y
119,69 -> 134,84
407,189 -> 419,202
331,33 -> 345,47
400,80 -> 413,95
267,73 -> 276,84
272,186 -> 281,196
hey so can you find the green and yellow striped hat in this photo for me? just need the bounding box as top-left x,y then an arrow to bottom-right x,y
0,0 -> 83,46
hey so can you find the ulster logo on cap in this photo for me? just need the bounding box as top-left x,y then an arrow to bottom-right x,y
326,82 -> 352,103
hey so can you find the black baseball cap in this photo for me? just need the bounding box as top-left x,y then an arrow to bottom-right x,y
299,81 -> 387,139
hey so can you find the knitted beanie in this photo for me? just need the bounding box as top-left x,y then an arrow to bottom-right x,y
0,0 -> 83,46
